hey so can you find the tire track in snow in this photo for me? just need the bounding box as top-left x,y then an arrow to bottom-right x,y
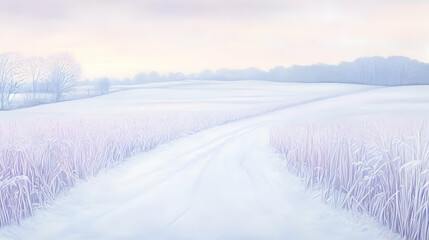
0,86 -> 401,240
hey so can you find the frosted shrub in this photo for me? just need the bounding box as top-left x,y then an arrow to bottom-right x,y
271,120 -> 429,240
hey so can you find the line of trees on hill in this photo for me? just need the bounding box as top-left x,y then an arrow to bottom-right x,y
125,56 -> 429,86
2,54 -> 428,110
0,53 -> 81,110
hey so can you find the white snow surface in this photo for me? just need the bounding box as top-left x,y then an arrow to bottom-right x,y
2,80 -> 427,240
0,80 -> 374,120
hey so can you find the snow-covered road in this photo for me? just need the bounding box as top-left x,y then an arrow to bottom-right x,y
0,89 -> 402,240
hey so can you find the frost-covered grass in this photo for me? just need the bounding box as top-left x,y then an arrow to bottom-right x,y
0,113 -> 245,227
271,120 -> 429,240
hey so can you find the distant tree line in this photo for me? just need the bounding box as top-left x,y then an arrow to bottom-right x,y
125,56 -> 429,86
0,52 -> 81,110
2,54 -> 428,110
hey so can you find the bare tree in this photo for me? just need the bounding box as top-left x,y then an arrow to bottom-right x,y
96,77 -> 110,94
27,56 -> 49,101
390,56 -> 414,84
48,54 -> 81,102
353,58 -> 377,84
0,53 -> 24,110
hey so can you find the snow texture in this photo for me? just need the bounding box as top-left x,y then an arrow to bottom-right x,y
2,80 -> 426,239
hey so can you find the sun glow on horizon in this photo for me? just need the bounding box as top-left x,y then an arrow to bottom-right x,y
0,0 -> 428,79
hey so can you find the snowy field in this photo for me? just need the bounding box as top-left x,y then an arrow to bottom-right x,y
1,80 -> 429,239
1,80 -> 374,120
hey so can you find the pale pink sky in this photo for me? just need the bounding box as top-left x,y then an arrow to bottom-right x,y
0,0 -> 428,79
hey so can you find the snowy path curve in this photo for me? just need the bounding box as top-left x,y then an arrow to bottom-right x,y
0,89 -> 400,240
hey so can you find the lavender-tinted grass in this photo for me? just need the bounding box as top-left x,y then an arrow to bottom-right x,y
0,113 -> 244,227
271,120 -> 429,240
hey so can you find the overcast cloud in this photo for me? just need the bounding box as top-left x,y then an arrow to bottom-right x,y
0,0 -> 428,79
